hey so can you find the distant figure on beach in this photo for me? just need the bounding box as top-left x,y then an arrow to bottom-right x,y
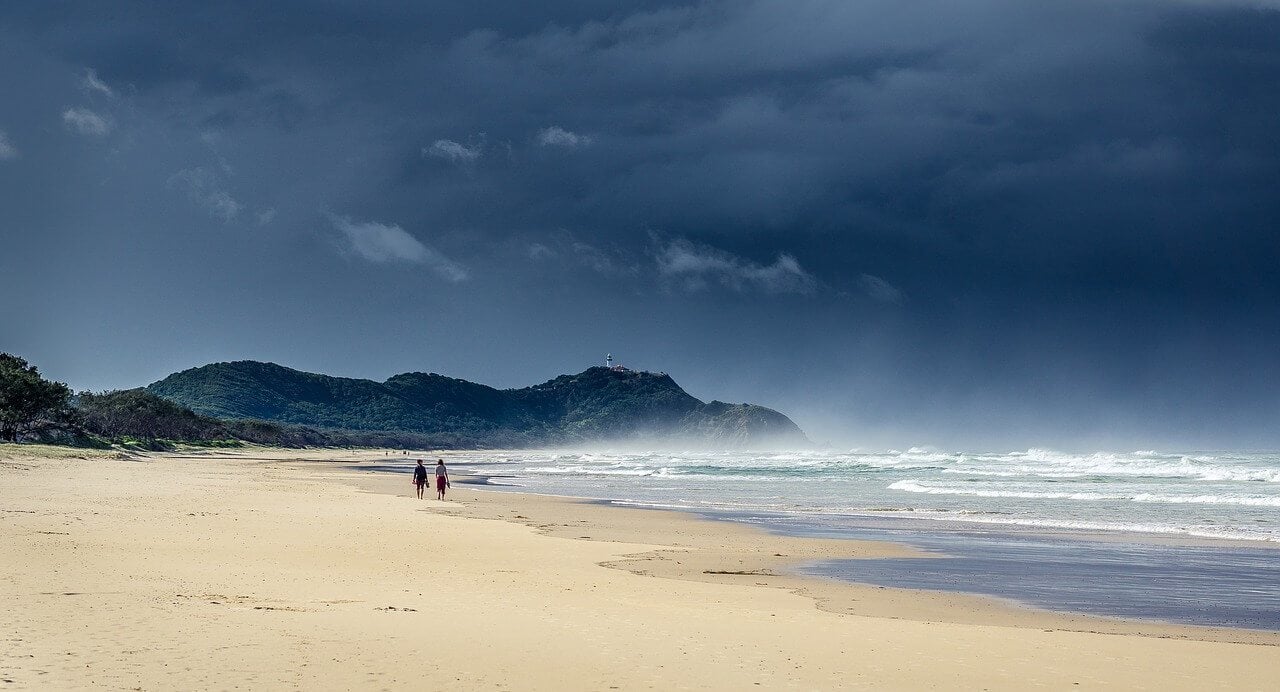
413,459 -> 429,500
435,459 -> 450,500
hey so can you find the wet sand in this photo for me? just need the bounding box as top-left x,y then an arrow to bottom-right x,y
3,446 -> 1278,690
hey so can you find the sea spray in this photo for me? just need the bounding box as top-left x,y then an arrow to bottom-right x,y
434,448 -> 1280,543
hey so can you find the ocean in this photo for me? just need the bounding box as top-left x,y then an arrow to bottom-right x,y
446,448 -> 1280,544
388,447 -> 1280,629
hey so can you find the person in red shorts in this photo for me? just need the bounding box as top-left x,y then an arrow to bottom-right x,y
435,458 -> 450,500
412,459 -> 429,500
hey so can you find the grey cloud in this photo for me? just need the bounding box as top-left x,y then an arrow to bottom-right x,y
962,139 -> 1189,194
82,68 -> 114,97
328,215 -> 468,281
167,167 -> 242,222
858,274 -> 904,304
530,233 -> 642,276
537,126 -> 591,147
424,139 -> 481,163
527,242 -> 556,260
655,238 -> 817,294
571,240 -> 640,277
61,107 -> 112,136
0,130 -> 16,160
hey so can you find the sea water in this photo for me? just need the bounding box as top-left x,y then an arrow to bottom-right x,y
446,448 -> 1280,543
393,448 -> 1280,628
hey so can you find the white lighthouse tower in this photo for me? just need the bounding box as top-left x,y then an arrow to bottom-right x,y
606,353 -> 613,368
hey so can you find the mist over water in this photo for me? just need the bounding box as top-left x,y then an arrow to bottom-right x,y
444,448 -> 1280,543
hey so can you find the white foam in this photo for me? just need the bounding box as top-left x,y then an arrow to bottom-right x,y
525,465 -> 657,476
925,513 -> 1280,543
889,480 -> 1280,507
1131,493 -> 1280,507
455,448 -> 1280,545
889,480 -> 1114,501
900,449 -> 1280,483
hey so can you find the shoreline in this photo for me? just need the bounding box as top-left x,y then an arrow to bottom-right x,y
382,458 -> 1280,551
5,446 -> 1280,690
366,454 -> 1280,631
484,485 -> 1280,551
343,453 -> 1280,642
374,446 -> 1280,546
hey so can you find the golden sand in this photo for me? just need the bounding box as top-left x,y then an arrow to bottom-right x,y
2,446 -> 1277,690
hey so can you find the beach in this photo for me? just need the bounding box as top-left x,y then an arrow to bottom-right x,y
3,446 -> 1278,690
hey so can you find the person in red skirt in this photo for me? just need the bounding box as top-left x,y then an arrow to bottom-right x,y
435,458 -> 450,500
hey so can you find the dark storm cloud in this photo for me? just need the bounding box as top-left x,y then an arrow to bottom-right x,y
3,1 -> 1279,448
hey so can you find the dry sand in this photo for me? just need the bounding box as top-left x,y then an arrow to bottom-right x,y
2,445 -> 1278,690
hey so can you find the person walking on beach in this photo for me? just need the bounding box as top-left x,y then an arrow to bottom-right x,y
435,459 -> 450,500
413,459 -> 429,500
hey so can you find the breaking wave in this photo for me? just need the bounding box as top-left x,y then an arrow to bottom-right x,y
889,480 -> 1280,507
440,447 -> 1280,543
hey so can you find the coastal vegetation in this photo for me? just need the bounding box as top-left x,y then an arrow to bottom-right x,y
150,360 -> 807,447
0,354 -> 454,449
1,354 -> 806,449
72,388 -> 462,450
0,353 -> 75,443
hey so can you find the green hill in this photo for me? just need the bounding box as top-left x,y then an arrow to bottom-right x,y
147,361 -> 808,448
72,387 -> 465,449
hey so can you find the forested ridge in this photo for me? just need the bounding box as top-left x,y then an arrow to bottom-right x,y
149,361 -> 807,447
0,353 -> 806,449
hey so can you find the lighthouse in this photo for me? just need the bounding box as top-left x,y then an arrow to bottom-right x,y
606,353 -> 613,368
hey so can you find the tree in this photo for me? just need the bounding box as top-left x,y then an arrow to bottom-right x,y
0,353 -> 72,442
77,388 -> 227,441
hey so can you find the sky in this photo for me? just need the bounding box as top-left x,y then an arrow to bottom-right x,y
2,1 -> 1279,450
